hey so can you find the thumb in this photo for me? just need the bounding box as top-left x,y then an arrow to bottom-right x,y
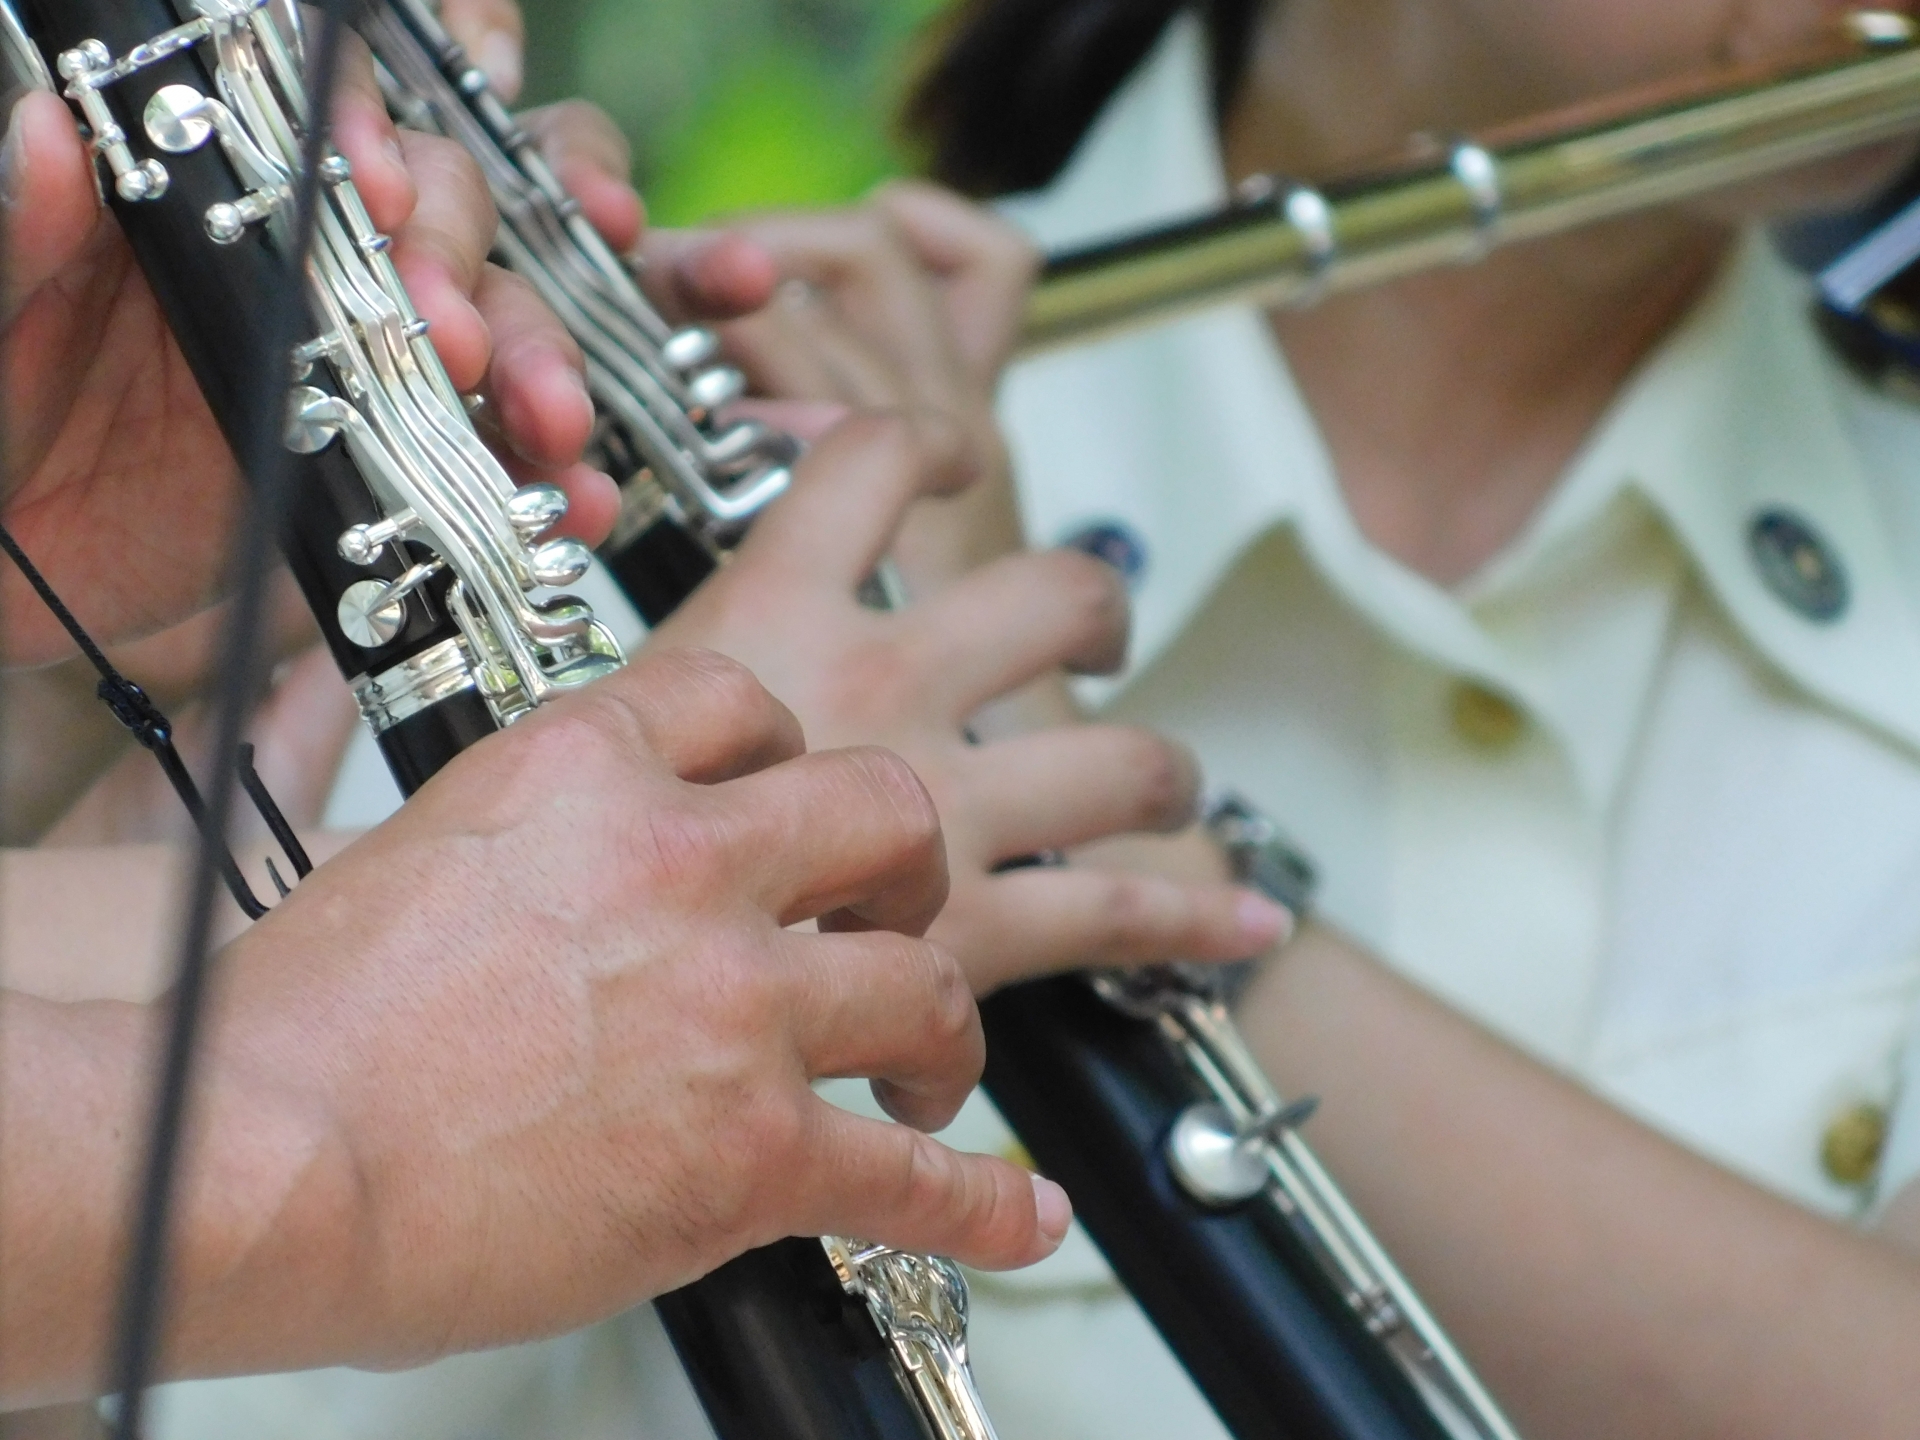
798,1101 -> 1074,1271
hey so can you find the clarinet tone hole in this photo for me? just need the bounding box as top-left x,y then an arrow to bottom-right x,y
338,579 -> 407,650
1166,1103 -> 1271,1208
144,85 -> 214,153
284,386 -> 341,453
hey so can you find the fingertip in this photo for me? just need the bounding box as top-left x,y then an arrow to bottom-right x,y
682,231 -> 780,317
4,92 -> 101,303
547,464 -> 621,548
957,1161 -> 1071,1271
870,1076 -> 956,1133
496,350 -> 595,468
1237,890 -> 1294,951
396,260 -> 489,388
335,113 -> 414,233
475,30 -> 524,103
1032,1175 -> 1072,1253
561,161 -> 645,254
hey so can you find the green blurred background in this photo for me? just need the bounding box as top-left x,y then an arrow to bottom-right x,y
521,0 -> 949,226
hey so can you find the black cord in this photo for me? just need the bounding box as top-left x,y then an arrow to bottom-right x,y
107,6 -> 352,1434
0,524 -> 298,920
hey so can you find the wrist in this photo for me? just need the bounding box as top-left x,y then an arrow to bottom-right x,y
180,1036 -> 375,1373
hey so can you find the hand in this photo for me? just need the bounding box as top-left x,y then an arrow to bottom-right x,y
0,32 -> 613,666
642,180 -> 1039,582
167,647 -> 1068,1373
652,415 -> 1290,994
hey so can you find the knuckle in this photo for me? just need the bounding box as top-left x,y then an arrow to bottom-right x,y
1111,728 -> 1199,829
907,938 -> 979,1052
844,745 -> 943,851
1049,548 -> 1129,641
1093,873 -> 1173,955
903,406 -> 974,494
648,646 -> 794,741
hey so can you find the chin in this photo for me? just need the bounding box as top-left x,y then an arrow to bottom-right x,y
1692,136 -> 1920,224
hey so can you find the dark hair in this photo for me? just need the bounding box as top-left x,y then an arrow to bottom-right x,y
901,0 -> 1264,199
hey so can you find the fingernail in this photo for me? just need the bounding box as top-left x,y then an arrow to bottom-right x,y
476,32 -> 523,102
1031,1175 -> 1072,1251
1237,891 -> 1293,949
2,99 -> 29,213
564,365 -> 595,432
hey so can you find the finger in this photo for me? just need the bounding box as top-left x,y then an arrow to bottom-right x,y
2,93 -> 101,328
796,1102 -> 1072,1271
328,27 -> 415,233
871,179 -> 1041,380
636,228 -> 780,323
721,398 -> 849,444
724,744 -> 948,934
732,412 -> 969,595
720,286 -> 906,409
520,102 -> 643,253
961,725 -> 1202,860
572,646 -> 805,783
906,548 -> 1129,719
389,130 -> 497,388
538,461 -> 620,547
784,929 -> 981,1132
474,265 -> 594,469
737,207 -> 973,422
440,0 -> 526,102
938,867 -> 1292,994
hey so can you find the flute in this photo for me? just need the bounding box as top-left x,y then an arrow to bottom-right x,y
1022,9 -> 1920,354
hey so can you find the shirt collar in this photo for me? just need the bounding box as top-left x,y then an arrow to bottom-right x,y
1001,17 -> 1920,804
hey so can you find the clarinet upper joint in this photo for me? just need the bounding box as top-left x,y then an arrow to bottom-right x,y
48,0 -> 624,735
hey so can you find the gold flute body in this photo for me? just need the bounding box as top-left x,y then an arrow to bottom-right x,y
1022,10 -> 1920,353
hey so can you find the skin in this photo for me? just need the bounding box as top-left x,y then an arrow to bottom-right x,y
1,643 -> 1068,1409
1225,0 -> 1920,583
0,36 -> 1071,1409
510,3 -> 1920,1436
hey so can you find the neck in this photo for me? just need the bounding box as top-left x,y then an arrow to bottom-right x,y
1220,0 -> 1737,586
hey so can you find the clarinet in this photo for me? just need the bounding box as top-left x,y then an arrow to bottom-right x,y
7,0 -> 626,788
356,7 -> 1520,1439
357,6 -> 998,1440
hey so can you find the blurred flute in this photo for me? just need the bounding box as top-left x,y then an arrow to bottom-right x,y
1023,8 -> 1920,354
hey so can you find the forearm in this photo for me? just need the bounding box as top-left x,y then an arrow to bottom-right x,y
0,990 -> 374,1408
1240,927 -> 1920,1439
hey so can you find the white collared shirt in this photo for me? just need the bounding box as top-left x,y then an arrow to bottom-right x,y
942,14 -> 1920,1437
158,18 -> 1920,1440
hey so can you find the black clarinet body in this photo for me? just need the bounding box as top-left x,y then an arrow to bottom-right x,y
16,0 -> 509,797
981,980 -> 1450,1440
